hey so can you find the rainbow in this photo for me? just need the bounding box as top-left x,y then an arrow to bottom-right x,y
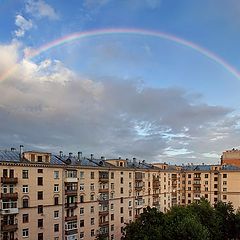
1,28 -> 240,81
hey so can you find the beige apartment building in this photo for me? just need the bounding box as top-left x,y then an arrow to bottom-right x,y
1,148 -> 240,240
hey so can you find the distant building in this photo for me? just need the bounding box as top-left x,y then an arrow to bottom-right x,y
0,148 -> 240,240
221,148 -> 240,166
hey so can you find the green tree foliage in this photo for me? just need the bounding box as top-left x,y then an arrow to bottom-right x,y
122,199 -> 240,240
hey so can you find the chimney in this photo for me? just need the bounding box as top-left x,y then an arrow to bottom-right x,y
19,145 -> 24,160
90,154 -> 94,160
101,156 -> 105,160
77,152 -> 82,161
69,152 -> 73,158
118,157 -> 121,160
133,157 -> 136,165
59,151 -> 63,157
11,148 -> 16,151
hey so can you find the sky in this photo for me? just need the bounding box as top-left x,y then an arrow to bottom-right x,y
0,0 -> 240,164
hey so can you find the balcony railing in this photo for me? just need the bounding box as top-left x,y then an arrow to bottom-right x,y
1,222 -> 18,232
99,220 -> 109,226
65,229 -> 78,235
1,177 -> 18,184
65,202 -> 77,209
99,188 -> 109,193
65,189 -> 78,196
0,208 -> 18,215
1,193 -> 18,201
65,215 -> 77,221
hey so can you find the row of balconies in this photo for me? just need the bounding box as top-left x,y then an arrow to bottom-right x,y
1,193 -> 18,201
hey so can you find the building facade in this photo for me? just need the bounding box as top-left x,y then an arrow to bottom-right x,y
1,148 -> 240,240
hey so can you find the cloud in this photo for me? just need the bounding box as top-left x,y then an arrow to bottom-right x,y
14,15 -> 33,37
0,43 -> 239,163
25,0 -> 59,20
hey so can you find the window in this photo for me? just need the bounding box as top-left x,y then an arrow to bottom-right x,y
38,169 -> 43,173
111,224 -> 114,231
111,235 -> 114,240
120,187 -> 123,194
23,198 -> 29,208
80,232 -> 84,239
80,219 -> 84,227
22,170 -> 28,179
80,183 -> 84,191
129,210 -> 132,216
90,206 -> 94,213
214,177 -> 218,181
223,174 -> 227,178
129,173 -> 132,178
54,197 -> 59,205
3,169 -> 8,177
9,169 -> 14,178
90,172 -> 94,179
23,185 -> 29,193
54,184 -> 59,192
90,183 -> 94,191
223,181 -> 227,185
121,217 -> 124,223
111,172 -> 114,179
223,195 -> 227,200
205,181 -> 208,185
91,218 -> 94,225
54,171 -> 59,179
120,197 -> 123,203
23,214 -> 29,223
54,210 -> 59,218
54,238 -> 59,240
80,171 -> 84,179
120,177 -> 123,184
54,224 -> 59,232
91,229 -> 95,237
23,228 -> 29,237
80,195 -> 84,203
80,207 -> 84,215
38,219 -> 43,228
37,156 -> 43,162
188,174 -> 191,178
111,214 -> 114,221
37,177 -> 43,186
38,191 -> 43,200
38,233 -> 43,240
38,205 -> 43,214
205,194 -> 208,198
120,207 -> 123,213
205,174 -> 208,178
214,184 -> 218,188
129,201 -> 132,207
223,188 -> 227,192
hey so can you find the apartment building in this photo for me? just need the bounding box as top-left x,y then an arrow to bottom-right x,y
1,148 -> 240,240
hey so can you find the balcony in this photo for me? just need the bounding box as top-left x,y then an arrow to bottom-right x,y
153,182 -> 160,189
1,193 -> 18,201
135,185 -> 143,190
64,177 -> 78,183
99,210 -> 109,216
153,201 -> 159,206
153,193 -> 159,198
65,203 -> 77,209
99,220 -> 109,227
193,181 -> 201,186
194,196 -> 201,200
65,229 -> 78,236
193,188 -> 201,193
1,177 -> 18,184
99,177 -> 109,182
99,188 -> 109,193
0,208 -> 19,215
65,189 -> 78,196
65,215 -> 77,221
1,222 -> 18,232
194,176 -> 201,181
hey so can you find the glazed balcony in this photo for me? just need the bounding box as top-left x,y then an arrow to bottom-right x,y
1,177 -> 18,184
1,222 -> 18,232
1,193 -> 18,201
65,215 -> 77,221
